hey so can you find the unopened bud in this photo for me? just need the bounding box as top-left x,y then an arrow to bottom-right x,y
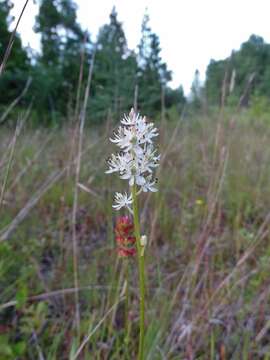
140,235 -> 147,247
140,235 -> 147,256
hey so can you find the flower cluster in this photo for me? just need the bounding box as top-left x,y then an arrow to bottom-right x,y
106,108 -> 160,211
115,216 -> 136,257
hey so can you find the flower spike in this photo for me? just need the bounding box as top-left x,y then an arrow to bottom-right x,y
106,108 -> 160,211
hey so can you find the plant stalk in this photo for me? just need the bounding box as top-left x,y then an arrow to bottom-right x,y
132,185 -> 145,360
124,259 -> 130,348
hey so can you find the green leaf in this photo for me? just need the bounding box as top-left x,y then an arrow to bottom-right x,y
16,285 -> 28,309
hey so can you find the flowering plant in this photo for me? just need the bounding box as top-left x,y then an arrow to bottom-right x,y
106,108 -> 159,360
106,108 -> 160,213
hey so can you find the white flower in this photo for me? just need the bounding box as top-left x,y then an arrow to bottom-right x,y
110,127 -> 133,149
106,108 -> 160,211
106,153 -> 132,174
121,108 -> 140,126
139,145 -> 160,173
112,192 -> 133,212
120,165 -> 146,186
138,176 -> 158,193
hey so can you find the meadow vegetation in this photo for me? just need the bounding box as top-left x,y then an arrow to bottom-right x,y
1,109 -> 270,359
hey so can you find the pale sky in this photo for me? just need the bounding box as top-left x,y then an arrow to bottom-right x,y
12,0 -> 270,93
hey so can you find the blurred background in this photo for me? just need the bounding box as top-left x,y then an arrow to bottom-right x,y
3,0 -> 270,124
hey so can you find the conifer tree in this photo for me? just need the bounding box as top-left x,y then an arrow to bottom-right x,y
190,69 -> 202,109
137,12 -> 171,116
91,7 -> 136,121
34,0 -> 89,121
0,0 -> 30,105
205,34 -> 270,106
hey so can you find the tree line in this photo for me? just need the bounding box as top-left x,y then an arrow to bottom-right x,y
205,34 -> 270,108
1,0 -> 269,126
0,0 -> 185,125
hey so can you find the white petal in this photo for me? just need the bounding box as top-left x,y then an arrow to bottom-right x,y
136,176 -> 146,186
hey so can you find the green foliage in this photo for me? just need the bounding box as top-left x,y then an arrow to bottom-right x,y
33,0 -> 89,119
0,335 -> 26,359
0,3 -> 184,124
91,7 -> 136,122
190,69 -> 202,109
165,85 -> 186,113
0,0 -> 30,105
1,113 -> 270,357
0,0 -> 29,71
205,34 -> 270,107
137,12 -> 172,116
35,0 -> 62,66
205,59 -> 225,105
249,93 -> 270,119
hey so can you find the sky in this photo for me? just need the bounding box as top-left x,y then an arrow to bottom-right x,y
12,0 -> 270,93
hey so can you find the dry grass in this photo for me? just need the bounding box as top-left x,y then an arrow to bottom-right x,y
0,111 -> 270,359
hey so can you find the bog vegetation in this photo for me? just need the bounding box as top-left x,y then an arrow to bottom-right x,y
1,0 -> 270,359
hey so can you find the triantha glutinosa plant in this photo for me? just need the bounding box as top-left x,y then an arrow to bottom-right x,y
106,108 -> 160,359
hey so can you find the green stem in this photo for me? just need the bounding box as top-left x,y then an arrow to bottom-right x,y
124,259 -> 130,346
132,185 -> 145,360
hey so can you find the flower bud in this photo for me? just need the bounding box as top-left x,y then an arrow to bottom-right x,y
140,235 -> 147,247
140,235 -> 147,256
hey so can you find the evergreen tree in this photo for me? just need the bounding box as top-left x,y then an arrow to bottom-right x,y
35,0 -> 61,66
190,69 -> 202,109
0,1 -> 185,124
165,85 -> 186,113
91,7 -> 137,121
137,12 -> 171,116
205,59 -> 226,106
0,0 -> 30,105
205,35 -> 270,106
0,0 -> 10,62
34,0 -> 88,122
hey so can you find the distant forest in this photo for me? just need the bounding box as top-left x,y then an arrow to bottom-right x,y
0,0 -> 270,125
